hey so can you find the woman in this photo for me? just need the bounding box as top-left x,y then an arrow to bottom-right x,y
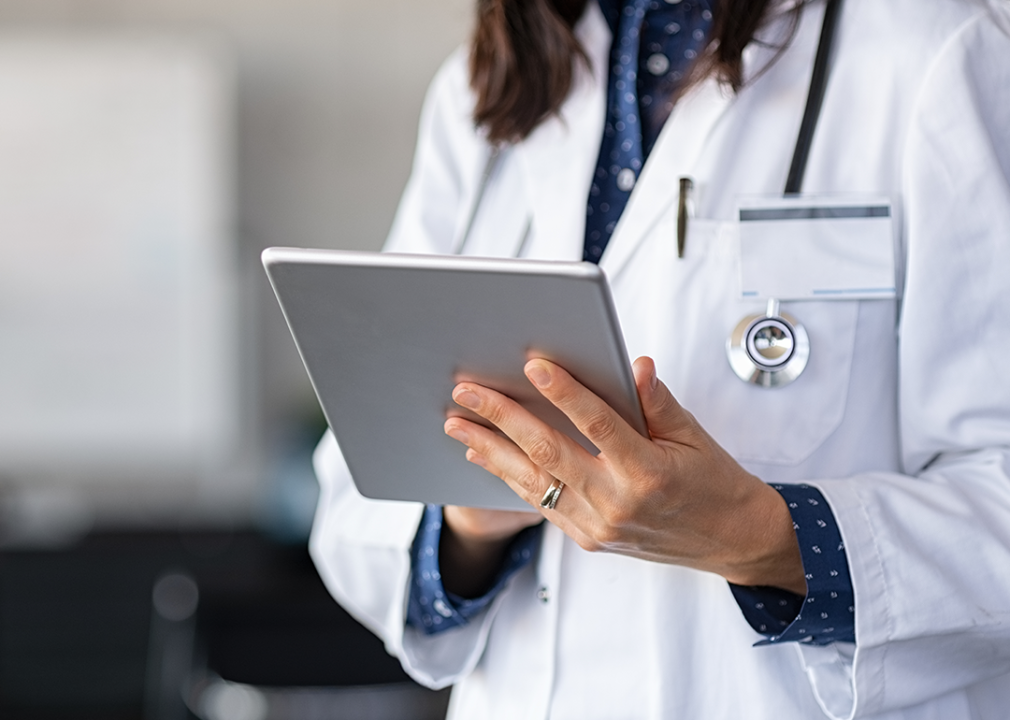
311,0 -> 1010,717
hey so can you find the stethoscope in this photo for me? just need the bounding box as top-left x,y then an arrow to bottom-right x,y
726,0 -> 843,388
457,0 -> 845,388
727,298 -> 811,388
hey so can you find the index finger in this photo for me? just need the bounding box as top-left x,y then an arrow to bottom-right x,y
450,381 -> 597,491
523,359 -> 646,472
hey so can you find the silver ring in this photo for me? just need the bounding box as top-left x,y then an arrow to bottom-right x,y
539,480 -> 564,510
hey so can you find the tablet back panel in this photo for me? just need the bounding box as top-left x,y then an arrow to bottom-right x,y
263,248 -> 645,511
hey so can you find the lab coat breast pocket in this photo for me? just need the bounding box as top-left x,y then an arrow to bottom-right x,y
612,215 -> 859,467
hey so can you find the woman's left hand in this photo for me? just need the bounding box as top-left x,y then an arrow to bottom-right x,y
444,356 -> 807,595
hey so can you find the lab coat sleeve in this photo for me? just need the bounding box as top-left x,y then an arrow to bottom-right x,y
310,432 -> 516,688
792,14 -> 1010,719
308,52 -> 513,688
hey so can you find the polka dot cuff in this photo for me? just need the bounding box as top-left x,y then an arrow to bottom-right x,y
730,484 -> 856,646
406,505 -> 543,635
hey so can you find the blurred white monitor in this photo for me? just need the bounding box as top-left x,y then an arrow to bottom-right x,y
0,32 -> 242,514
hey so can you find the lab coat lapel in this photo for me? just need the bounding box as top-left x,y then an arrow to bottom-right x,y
599,76 -> 735,280
512,83 -> 605,262
513,68 -> 731,270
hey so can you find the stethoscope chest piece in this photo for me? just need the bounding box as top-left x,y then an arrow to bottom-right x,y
727,299 -> 809,388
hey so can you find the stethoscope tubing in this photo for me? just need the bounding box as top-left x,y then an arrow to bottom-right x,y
786,0 -> 844,196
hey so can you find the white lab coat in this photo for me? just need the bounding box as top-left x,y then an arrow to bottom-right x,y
310,0 -> 1010,717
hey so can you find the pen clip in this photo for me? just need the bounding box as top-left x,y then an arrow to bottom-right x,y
677,176 -> 694,259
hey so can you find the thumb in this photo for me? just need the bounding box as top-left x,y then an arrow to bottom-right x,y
632,356 -> 696,442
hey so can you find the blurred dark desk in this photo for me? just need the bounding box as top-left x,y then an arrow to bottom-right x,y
0,530 -> 447,720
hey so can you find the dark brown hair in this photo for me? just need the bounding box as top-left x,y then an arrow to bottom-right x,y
470,0 -> 801,144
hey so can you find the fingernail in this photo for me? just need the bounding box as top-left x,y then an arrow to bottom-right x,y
445,425 -> 469,444
526,364 -> 551,389
466,449 -> 486,467
650,365 -> 658,391
453,388 -> 480,409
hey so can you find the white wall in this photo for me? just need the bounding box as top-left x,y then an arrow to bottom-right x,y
0,0 -> 472,534
0,32 -> 239,495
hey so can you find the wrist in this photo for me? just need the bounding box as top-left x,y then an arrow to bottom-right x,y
720,480 -> 808,596
439,525 -> 513,599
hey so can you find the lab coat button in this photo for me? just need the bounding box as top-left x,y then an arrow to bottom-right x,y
536,586 -> 550,603
617,168 -> 636,192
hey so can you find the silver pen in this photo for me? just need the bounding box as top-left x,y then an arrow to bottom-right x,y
677,176 -> 693,259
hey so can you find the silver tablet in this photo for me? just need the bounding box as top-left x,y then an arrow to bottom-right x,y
263,248 -> 646,511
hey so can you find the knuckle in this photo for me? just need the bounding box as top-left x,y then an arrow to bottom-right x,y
482,400 -> 508,427
601,504 -> 631,530
552,383 -> 582,408
657,390 -> 681,417
596,494 -> 637,536
515,467 -> 543,494
584,514 -> 618,548
526,435 -> 562,468
595,521 -> 623,547
583,410 -> 619,445
631,470 -> 664,500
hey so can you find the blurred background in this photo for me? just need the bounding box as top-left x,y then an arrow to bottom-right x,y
0,0 -> 469,717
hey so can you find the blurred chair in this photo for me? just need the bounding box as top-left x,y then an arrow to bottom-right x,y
185,677 -> 450,720
145,573 -> 201,720
143,565 -> 451,720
